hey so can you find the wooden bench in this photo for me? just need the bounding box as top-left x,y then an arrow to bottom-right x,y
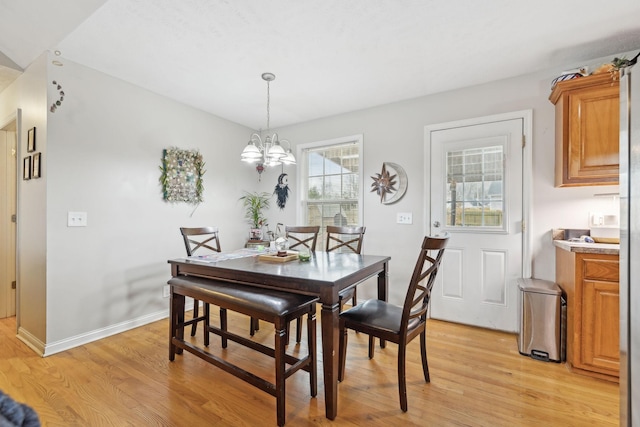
168,275 -> 318,426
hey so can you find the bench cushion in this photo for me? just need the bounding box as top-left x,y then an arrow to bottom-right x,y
168,276 -> 318,320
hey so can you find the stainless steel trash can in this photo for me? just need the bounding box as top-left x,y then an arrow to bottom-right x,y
517,278 -> 566,362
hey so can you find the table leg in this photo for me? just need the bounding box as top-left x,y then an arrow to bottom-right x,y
377,261 -> 388,302
378,262 -> 389,348
321,301 -> 340,420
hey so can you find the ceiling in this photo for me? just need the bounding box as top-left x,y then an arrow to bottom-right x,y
2,0 -> 640,129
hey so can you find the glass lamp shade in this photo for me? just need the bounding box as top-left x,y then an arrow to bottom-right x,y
264,158 -> 282,167
281,150 -> 296,165
267,141 -> 286,158
241,142 -> 262,162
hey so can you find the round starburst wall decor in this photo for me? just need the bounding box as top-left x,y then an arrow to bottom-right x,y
370,162 -> 408,204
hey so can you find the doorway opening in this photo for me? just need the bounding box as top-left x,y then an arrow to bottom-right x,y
1,113 -> 18,320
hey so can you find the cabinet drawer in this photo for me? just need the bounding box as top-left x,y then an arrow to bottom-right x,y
582,258 -> 619,281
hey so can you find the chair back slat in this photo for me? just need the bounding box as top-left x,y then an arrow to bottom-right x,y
325,226 -> 366,254
180,227 -> 221,256
401,235 -> 448,335
285,226 -> 319,252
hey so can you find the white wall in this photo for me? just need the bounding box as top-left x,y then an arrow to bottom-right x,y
43,55 -> 274,351
277,54 -> 626,305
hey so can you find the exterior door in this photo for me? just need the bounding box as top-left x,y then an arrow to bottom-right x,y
427,113 -> 529,332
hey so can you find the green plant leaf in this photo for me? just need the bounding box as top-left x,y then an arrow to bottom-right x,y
239,191 -> 271,228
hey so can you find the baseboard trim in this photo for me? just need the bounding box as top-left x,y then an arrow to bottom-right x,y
17,327 -> 45,356
27,300 -> 195,357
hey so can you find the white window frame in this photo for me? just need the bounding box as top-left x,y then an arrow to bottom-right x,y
295,134 -> 364,228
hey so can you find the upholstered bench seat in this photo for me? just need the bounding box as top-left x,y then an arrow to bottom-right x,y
168,275 -> 318,426
169,276 -> 315,319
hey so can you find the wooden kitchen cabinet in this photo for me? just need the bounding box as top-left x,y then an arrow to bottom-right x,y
549,73 -> 620,187
555,247 -> 619,382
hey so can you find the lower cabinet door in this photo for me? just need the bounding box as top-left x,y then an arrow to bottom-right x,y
579,279 -> 620,375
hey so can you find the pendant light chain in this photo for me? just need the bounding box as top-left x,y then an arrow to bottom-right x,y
266,78 -> 271,133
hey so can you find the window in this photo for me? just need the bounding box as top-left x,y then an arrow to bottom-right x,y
297,135 -> 363,247
445,145 -> 504,228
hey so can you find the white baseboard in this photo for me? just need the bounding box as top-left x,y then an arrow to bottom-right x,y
16,327 -> 45,356
19,301 -> 195,357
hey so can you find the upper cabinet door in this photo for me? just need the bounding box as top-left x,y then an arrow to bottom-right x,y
550,73 -> 620,187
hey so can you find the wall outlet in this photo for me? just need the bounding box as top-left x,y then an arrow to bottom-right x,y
589,212 -> 604,227
163,285 -> 170,298
397,212 -> 413,224
67,211 -> 88,227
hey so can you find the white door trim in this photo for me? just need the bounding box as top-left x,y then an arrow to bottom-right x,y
424,110 -> 533,279
0,109 -> 20,326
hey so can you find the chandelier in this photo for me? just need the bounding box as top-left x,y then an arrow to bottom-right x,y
241,73 -> 296,174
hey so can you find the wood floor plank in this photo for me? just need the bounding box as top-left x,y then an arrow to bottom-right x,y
0,311 -> 618,426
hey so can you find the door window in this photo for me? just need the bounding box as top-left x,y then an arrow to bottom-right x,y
446,145 -> 504,229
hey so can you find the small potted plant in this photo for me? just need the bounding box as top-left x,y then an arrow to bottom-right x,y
239,191 -> 271,241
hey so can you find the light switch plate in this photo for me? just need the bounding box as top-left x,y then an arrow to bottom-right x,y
397,212 -> 413,224
68,211 -> 87,227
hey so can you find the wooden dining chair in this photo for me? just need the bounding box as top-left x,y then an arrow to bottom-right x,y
285,225 -> 320,252
326,225 -> 366,309
179,227 -> 222,337
338,234 -> 448,412
181,226 -> 261,340
284,225 -> 320,342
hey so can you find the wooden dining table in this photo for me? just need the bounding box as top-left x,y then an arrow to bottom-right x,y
168,251 -> 390,420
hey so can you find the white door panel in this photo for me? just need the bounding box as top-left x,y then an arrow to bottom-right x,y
428,116 -> 526,332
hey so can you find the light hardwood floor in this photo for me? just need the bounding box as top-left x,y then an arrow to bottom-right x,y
0,310 -> 618,426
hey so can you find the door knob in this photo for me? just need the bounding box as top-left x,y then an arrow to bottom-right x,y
433,221 -> 440,228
